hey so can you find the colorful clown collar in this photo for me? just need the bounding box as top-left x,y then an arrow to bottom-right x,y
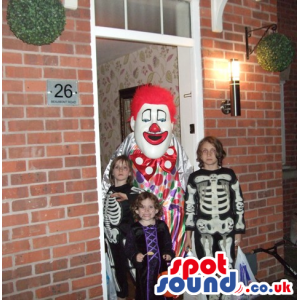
130,146 -> 177,181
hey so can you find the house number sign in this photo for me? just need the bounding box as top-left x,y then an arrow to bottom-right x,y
47,80 -> 78,106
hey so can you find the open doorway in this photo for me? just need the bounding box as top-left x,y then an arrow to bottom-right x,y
96,38 -> 183,175
91,2 -> 203,299
95,37 -> 198,300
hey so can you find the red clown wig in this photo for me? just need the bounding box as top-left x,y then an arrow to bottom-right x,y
130,85 -> 177,123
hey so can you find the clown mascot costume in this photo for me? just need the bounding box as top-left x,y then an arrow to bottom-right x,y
102,85 -> 193,260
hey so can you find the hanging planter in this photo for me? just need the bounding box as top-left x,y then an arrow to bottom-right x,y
7,0 -> 66,46
256,33 -> 294,72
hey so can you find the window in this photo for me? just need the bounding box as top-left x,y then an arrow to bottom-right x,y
95,0 -> 191,38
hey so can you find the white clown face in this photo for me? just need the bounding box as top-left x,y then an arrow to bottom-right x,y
130,103 -> 173,159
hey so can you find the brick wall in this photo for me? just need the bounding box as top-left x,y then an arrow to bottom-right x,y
2,0 -> 290,298
200,0 -> 284,282
2,0 -> 103,299
277,0 -> 297,237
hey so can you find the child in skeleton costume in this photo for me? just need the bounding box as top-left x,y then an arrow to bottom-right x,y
104,155 -> 138,300
125,191 -> 175,300
102,85 -> 193,257
185,136 -> 245,299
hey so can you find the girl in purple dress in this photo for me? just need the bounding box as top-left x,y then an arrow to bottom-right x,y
125,191 -> 175,300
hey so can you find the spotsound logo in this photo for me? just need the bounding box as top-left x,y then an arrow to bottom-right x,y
155,252 -> 293,297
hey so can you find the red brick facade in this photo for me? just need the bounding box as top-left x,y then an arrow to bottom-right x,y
2,0 -> 296,298
199,0 -> 285,282
277,0 -> 297,237
2,1 -> 102,299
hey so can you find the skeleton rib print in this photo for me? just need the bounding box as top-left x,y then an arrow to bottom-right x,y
104,195 -> 122,244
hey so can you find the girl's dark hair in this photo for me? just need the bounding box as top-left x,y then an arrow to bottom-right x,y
109,155 -> 134,185
131,191 -> 163,220
196,136 -> 226,168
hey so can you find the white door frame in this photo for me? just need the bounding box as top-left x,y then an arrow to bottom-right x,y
90,0 -> 203,297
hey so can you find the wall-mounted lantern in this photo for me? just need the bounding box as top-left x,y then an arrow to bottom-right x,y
220,59 -> 241,116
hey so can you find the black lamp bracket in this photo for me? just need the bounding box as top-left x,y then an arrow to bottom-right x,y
220,100 -> 231,115
245,23 -> 277,60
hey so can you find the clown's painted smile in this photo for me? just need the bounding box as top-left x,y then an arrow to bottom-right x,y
143,131 -> 168,145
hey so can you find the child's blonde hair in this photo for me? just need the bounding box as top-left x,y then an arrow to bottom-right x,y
131,191 -> 163,220
109,155 -> 134,185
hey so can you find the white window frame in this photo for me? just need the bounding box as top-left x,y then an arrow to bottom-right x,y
90,0 -> 204,296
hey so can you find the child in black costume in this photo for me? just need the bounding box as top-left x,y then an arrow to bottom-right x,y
125,191 -> 175,300
184,136 -> 246,300
185,136 -> 245,269
104,155 -> 138,300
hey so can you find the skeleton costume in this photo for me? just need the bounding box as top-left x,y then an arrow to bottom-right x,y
125,220 -> 175,300
185,167 -> 245,269
104,183 -> 138,298
102,133 -> 193,257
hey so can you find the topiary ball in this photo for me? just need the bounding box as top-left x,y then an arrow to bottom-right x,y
256,33 -> 294,72
7,0 -> 66,46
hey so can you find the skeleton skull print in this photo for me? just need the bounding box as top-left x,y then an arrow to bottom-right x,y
185,167 -> 245,268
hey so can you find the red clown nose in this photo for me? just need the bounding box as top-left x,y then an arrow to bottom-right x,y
149,123 -> 161,133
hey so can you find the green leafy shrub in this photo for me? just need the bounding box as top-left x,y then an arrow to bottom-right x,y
256,33 -> 294,72
7,0 -> 66,46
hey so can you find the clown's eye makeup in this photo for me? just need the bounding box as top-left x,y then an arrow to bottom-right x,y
142,109 -> 151,122
157,110 -> 166,122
